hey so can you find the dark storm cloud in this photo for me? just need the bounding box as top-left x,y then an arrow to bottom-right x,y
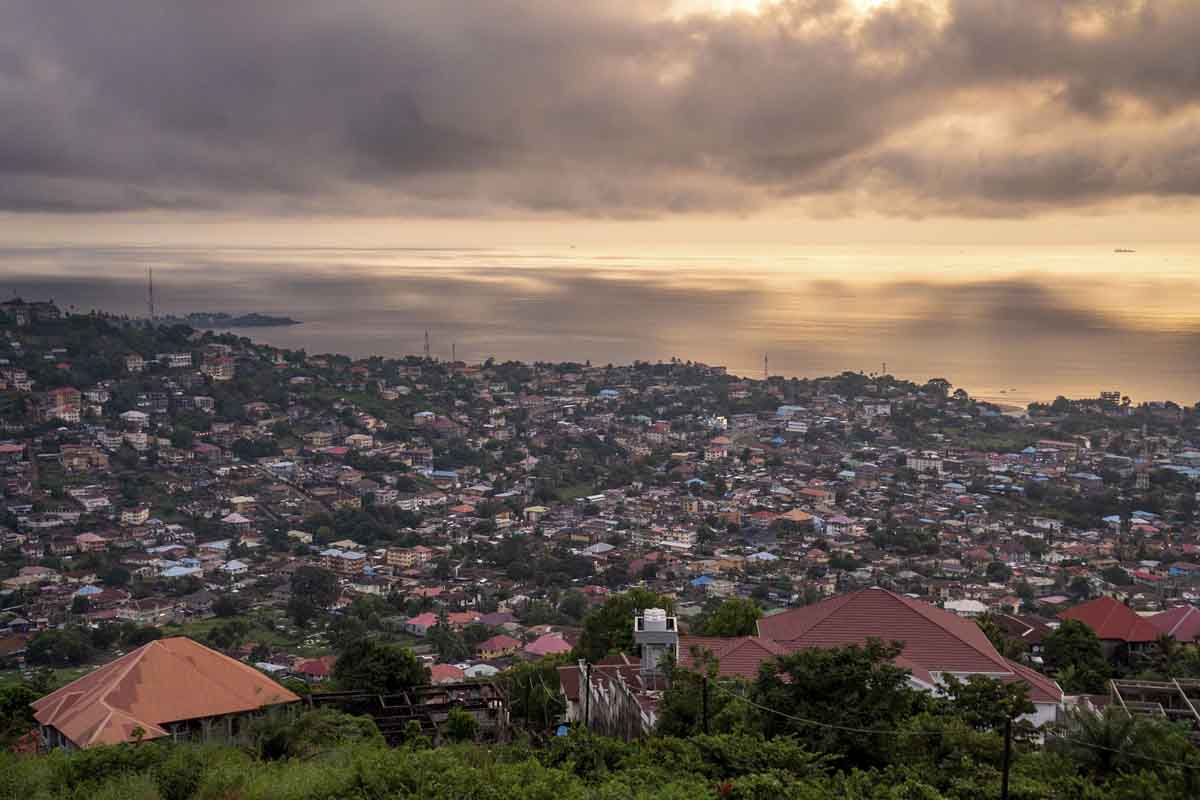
2,0 -> 1200,216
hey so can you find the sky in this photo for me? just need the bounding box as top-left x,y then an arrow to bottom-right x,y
2,0 -> 1200,247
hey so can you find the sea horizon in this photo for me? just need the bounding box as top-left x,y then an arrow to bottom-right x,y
3,241 -> 1197,407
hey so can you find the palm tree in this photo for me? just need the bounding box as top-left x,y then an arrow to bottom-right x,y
1054,706 -> 1192,778
1152,634 -> 1180,677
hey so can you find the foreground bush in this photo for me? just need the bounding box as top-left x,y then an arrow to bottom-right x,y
1,728 -> 1198,800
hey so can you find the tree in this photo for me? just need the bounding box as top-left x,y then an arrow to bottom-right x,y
443,707 -> 480,742
427,623 -> 471,662
212,594 -> 240,618
288,565 -> 339,627
692,598 -> 762,638
500,657 -> 568,731
123,626 -> 163,648
752,639 -> 925,767
0,684 -> 38,747
1101,566 -> 1132,586
247,708 -> 382,761
985,561 -> 1012,583
558,590 -> 588,621
940,674 -> 1034,732
576,588 -> 675,662
975,614 -> 1028,661
102,565 -> 131,588
1051,706 -> 1194,779
332,639 -> 428,694
26,628 -> 93,667
1042,619 -> 1111,693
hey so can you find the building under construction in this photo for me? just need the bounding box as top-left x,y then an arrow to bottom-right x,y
307,681 -> 509,745
1109,678 -> 1200,744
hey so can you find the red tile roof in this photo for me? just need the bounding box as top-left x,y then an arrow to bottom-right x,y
430,664 -> 465,684
1058,596 -> 1160,643
524,633 -> 573,657
32,637 -> 299,748
755,587 -> 1062,703
677,635 -> 789,679
757,587 -> 1015,674
477,634 -> 521,653
1149,605 -> 1200,643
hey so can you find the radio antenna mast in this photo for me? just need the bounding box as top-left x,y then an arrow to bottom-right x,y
424,330 -> 431,360
147,268 -> 156,320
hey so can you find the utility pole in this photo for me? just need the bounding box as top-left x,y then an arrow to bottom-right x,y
1000,715 -> 1012,800
424,330 -> 431,361
583,663 -> 591,730
763,353 -> 768,381
147,267 -> 155,320
452,342 -> 456,363
702,675 -> 710,735
523,678 -> 531,731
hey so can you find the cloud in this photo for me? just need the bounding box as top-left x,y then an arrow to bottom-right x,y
2,0 -> 1200,217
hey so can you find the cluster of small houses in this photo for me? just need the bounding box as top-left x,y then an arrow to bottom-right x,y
1,300 -> 1199,746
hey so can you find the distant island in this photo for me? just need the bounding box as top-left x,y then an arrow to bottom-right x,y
1114,248 -> 1136,253
159,311 -> 302,328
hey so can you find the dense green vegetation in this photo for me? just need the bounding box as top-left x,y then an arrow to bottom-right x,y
3,709 -> 1200,800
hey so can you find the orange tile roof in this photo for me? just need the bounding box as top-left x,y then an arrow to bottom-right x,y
32,637 -> 299,748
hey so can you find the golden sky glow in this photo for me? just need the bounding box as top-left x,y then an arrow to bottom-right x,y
0,0 -> 1198,247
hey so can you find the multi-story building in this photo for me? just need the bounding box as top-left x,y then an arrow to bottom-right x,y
158,353 -> 194,369
320,548 -> 367,576
201,356 -> 235,381
386,545 -> 434,570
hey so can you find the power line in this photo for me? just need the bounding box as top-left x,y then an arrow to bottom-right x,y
1043,729 -> 1199,770
711,680 -> 1199,770
706,679 -> 945,737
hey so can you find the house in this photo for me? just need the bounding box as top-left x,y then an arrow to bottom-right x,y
1058,596 -> 1160,658
293,656 -> 336,682
477,634 -> 522,660
558,653 -> 666,738
221,512 -> 252,532
74,532 -> 107,553
990,613 -> 1054,658
430,664 -> 466,684
116,598 -> 180,625
404,612 -> 439,637
1148,605 -> 1200,644
120,506 -> 150,527
319,548 -> 366,576
386,545 -> 434,569
120,410 -> 150,429
524,633 -> 573,658
304,431 -> 333,449
32,637 -> 299,749
158,352 -> 194,369
46,387 -> 82,422
704,436 -> 731,462
570,589 -> 1064,738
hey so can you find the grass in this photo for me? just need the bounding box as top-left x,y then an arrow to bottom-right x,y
0,665 -> 92,691
555,484 -> 595,502
161,614 -> 294,648
160,610 -> 338,658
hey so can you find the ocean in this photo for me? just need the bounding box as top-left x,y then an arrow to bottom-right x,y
2,243 -> 1197,406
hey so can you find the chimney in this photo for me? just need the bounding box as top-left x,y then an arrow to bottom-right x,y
633,607 -> 677,677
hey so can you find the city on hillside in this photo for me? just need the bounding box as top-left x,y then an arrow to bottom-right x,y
0,299 -> 1199,788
